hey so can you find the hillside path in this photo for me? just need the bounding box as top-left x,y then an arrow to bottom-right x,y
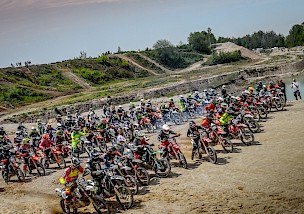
59,68 -> 94,90
115,54 -> 159,75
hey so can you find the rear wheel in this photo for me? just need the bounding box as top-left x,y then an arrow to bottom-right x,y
36,162 -> 46,176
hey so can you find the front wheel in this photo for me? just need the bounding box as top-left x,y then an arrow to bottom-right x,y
15,167 -> 25,182
124,175 -> 139,195
136,167 -> 150,186
115,185 -> 133,210
92,196 -> 109,214
57,154 -> 66,169
245,117 -> 261,133
154,159 -> 171,178
240,127 -> 254,146
60,199 -> 70,213
178,152 -> 187,169
146,123 -> 154,133
206,146 -> 217,164
220,137 -> 234,153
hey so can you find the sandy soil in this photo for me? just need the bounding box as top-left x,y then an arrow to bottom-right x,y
0,101 -> 304,214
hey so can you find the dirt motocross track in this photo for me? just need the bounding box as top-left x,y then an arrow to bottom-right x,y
0,101 -> 304,214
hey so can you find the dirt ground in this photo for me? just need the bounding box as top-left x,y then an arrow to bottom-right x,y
0,101 -> 304,214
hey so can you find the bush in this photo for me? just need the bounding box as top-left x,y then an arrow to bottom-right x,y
205,50 -> 245,65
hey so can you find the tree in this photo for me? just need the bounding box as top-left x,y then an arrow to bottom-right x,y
152,39 -> 176,64
286,24 -> 304,47
79,51 -> 87,59
188,31 -> 210,53
117,46 -> 122,53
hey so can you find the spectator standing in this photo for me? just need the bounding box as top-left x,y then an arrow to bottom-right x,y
291,79 -> 302,100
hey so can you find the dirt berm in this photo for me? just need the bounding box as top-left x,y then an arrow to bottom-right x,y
0,101 -> 303,214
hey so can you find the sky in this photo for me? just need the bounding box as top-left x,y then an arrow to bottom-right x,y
0,0 -> 303,68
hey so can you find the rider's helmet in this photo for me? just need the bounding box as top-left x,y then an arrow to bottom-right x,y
263,85 -> 267,90
189,121 -> 196,128
85,122 -> 90,127
222,85 -> 226,89
180,95 -> 184,99
133,123 -> 139,129
188,93 -> 192,98
221,102 -> 228,109
140,99 -> 144,102
46,123 -> 52,129
170,98 -> 174,102
258,81 -> 263,85
31,127 -> 36,131
137,131 -> 145,139
0,126 -> 4,131
203,89 -> 207,92
36,119 -> 41,123
71,157 -> 81,168
248,87 -> 254,93
162,124 -> 170,133
101,118 -> 107,124
118,105 -> 122,109
269,81 -> 274,86
42,134 -> 49,139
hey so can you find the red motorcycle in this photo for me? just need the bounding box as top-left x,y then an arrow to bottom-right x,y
22,148 -> 46,176
41,146 -> 66,169
228,115 -> 254,146
139,116 -> 154,133
0,151 -> 25,183
161,136 -> 187,169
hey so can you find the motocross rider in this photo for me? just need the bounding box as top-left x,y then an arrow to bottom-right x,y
187,121 -> 204,160
59,158 -> 84,204
71,126 -> 85,153
158,124 -> 180,158
39,134 -> 54,161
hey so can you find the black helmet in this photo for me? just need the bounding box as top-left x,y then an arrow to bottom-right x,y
71,157 -> 81,168
189,121 -> 196,128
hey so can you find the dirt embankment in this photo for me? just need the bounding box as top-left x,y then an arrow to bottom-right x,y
0,101 -> 303,213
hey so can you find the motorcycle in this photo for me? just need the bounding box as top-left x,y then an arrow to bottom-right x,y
140,145 -> 171,177
161,136 -> 187,169
41,146 -> 66,169
22,148 -> 46,176
191,132 -> 217,164
55,177 -> 109,214
228,115 -> 254,146
208,124 -> 234,153
0,149 -> 25,183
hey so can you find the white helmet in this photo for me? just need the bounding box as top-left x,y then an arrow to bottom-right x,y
222,85 -> 226,88
162,124 -> 170,131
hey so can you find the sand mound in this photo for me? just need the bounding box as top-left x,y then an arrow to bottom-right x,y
214,42 -> 264,60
